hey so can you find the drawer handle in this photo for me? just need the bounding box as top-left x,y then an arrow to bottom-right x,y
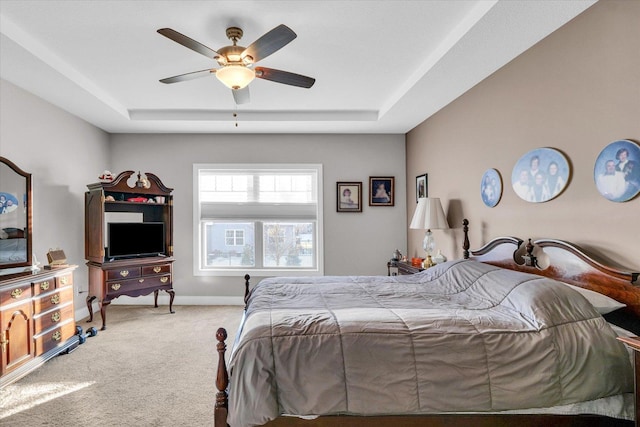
51,312 -> 61,322
119,270 -> 129,278
11,289 -> 23,298
52,331 -> 62,342
111,283 -> 121,291
138,279 -> 145,283
160,277 -> 168,283
51,294 -> 61,305
60,276 -> 69,285
40,281 -> 51,291
153,266 -> 162,273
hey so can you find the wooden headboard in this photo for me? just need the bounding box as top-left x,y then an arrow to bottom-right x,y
461,219 -> 640,329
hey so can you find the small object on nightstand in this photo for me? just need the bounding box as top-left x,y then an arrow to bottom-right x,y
423,255 -> 435,269
392,249 -> 402,261
433,250 -> 447,264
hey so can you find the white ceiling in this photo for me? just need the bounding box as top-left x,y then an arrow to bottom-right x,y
0,1 -> 596,134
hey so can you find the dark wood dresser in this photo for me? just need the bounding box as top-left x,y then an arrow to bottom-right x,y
0,265 -> 79,387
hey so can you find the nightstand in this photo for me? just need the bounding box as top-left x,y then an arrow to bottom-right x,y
387,260 -> 424,276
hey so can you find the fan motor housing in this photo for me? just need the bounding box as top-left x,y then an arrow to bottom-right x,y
216,45 -> 248,65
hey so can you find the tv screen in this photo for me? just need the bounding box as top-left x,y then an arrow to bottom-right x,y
107,222 -> 165,259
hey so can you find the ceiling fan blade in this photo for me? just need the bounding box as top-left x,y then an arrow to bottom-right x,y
255,67 -> 315,88
232,87 -> 250,105
159,69 -> 215,84
241,24 -> 297,63
157,28 -> 220,59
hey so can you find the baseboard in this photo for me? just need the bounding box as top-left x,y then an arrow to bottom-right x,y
75,295 -> 244,321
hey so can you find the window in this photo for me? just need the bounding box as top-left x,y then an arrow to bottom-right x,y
225,229 -> 244,246
194,164 -> 323,276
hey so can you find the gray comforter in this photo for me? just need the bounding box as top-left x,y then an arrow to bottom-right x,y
228,259 -> 633,427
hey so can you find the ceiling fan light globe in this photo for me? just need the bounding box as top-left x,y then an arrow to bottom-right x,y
216,65 -> 255,89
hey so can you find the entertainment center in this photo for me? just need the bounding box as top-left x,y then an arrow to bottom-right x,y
84,171 -> 175,330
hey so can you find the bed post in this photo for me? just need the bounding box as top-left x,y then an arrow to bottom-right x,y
244,274 -> 251,306
462,218 -> 470,259
215,328 -> 229,427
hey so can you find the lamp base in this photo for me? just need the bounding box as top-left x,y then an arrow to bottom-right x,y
422,255 -> 435,269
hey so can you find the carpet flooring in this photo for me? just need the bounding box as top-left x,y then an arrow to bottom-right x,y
0,305 -> 244,427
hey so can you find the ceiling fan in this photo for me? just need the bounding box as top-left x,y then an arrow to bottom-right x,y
157,25 -> 315,105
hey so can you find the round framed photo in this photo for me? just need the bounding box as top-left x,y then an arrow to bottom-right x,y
480,168 -> 502,207
511,148 -> 570,203
594,139 -> 640,202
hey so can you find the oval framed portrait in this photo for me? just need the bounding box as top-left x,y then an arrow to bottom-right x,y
480,168 -> 502,207
511,148 -> 570,203
594,139 -> 640,202
0,192 -> 19,215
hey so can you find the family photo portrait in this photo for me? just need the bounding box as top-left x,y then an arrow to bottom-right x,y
594,139 -> 640,202
511,148 -> 570,203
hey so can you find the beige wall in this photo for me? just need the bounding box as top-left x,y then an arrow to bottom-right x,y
406,0 -> 640,269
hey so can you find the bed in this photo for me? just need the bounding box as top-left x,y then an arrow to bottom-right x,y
0,236 -> 27,263
214,219 -> 640,427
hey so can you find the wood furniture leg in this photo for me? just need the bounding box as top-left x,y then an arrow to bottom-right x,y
167,289 -> 175,313
154,289 -> 176,314
100,300 -> 110,330
215,328 -> 229,427
86,295 -> 96,322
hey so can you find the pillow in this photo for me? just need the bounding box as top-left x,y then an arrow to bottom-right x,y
561,282 -> 626,315
2,227 -> 24,238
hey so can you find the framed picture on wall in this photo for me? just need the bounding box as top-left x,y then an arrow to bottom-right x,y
415,174 -> 427,202
480,168 -> 502,208
369,176 -> 394,206
336,182 -> 362,212
511,147 -> 570,203
594,139 -> 640,202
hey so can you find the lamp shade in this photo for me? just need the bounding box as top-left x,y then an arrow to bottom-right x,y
216,65 -> 255,89
410,197 -> 449,230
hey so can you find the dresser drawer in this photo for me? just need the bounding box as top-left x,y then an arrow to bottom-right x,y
106,267 -> 141,281
142,264 -> 171,276
33,303 -> 74,335
33,319 -> 76,355
0,283 -> 32,306
32,278 -> 55,296
56,273 -> 73,289
107,274 -> 171,296
32,286 -> 73,315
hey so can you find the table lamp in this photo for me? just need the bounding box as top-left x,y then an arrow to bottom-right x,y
409,197 -> 449,267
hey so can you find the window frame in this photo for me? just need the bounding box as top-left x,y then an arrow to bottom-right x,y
193,163 -> 324,277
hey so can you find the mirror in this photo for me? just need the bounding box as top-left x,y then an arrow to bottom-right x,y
0,156 -> 32,270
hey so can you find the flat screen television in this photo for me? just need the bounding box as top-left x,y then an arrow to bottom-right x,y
107,222 -> 165,259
